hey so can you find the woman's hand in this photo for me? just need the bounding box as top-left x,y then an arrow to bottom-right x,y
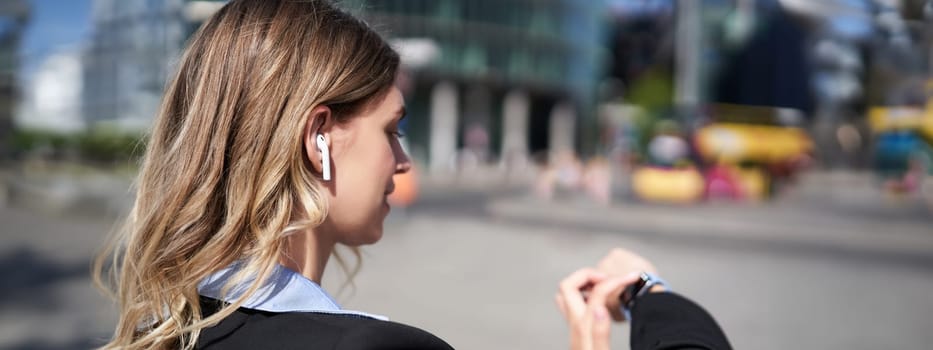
595,248 -> 660,321
596,248 -> 658,278
556,268 -> 641,350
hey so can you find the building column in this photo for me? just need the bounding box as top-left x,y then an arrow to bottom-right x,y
500,90 -> 530,169
549,102 -> 576,163
429,81 -> 459,174
674,0 -> 702,110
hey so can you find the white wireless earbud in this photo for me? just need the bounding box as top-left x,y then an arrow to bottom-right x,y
316,134 -> 331,181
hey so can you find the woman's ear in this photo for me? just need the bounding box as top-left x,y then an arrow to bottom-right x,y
303,105 -> 334,179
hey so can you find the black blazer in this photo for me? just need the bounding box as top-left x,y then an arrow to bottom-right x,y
197,293 -> 730,350
196,297 -> 453,350
630,293 -> 732,350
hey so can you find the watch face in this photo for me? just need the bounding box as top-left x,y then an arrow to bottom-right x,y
621,274 -> 649,309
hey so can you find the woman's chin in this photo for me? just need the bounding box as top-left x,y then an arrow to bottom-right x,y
363,229 -> 384,245
342,225 -> 384,246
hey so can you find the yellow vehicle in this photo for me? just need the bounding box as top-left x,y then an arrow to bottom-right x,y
694,123 -> 813,165
630,104 -> 813,203
867,105 -> 933,146
695,122 -> 812,200
631,166 -> 706,204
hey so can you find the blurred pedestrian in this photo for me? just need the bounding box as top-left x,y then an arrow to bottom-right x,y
556,249 -> 732,350
583,157 -> 612,205
647,120 -> 688,167
535,164 -> 558,200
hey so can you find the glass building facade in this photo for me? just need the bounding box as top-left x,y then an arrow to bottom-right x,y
82,0 -> 608,169
345,0 -> 601,92
344,0 -> 608,169
82,0 -> 196,129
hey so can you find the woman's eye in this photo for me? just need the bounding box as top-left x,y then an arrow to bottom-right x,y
388,130 -> 406,138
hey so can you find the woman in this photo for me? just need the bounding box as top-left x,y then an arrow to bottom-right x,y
95,0 -> 727,349
95,0 -> 444,348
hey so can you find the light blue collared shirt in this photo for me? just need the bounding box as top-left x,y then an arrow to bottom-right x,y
198,263 -> 387,321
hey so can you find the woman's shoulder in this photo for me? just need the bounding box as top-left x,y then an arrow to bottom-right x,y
198,306 -> 454,350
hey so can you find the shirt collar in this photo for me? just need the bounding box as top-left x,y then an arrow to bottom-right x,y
198,262 -> 387,321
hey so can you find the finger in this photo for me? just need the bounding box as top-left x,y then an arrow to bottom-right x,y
607,298 -> 625,323
588,273 -> 641,322
555,293 -> 568,319
589,273 -> 641,305
605,272 -> 642,322
575,305 -> 595,350
588,304 -> 612,350
559,268 -> 606,317
585,272 -> 633,350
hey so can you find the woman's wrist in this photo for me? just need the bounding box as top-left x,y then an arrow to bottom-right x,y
624,272 -> 670,310
648,284 -> 668,293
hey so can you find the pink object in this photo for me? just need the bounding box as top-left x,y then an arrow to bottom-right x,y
705,165 -> 744,200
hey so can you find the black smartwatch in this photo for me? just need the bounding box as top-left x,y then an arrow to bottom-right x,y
619,272 -> 669,319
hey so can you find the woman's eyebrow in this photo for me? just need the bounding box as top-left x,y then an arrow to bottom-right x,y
396,106 -> 407,121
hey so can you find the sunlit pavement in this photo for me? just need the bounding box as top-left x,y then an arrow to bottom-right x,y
1,173 -> 932,349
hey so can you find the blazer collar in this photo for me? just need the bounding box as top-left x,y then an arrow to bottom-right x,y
198,262 -> 387,321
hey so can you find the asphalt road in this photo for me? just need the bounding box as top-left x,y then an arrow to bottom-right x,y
1,186 -> 931,349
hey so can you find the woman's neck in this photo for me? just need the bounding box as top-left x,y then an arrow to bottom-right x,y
280,228 -> 334,284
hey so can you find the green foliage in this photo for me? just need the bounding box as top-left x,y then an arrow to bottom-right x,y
9,129 -> 68,153
8,127 -> 146,164
75,128 -> 147,163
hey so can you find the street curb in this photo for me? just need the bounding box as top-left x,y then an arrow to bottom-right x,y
487,197 -> 933,262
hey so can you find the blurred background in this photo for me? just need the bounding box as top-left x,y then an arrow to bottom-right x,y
1,0 -> 932,349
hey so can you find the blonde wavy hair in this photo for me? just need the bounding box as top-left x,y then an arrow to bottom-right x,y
93,1 -> 399,349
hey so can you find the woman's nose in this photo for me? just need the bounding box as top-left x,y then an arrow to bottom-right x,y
394,147 -> 412,174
